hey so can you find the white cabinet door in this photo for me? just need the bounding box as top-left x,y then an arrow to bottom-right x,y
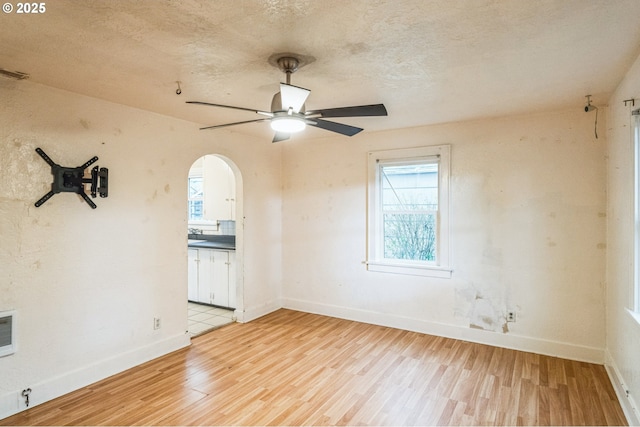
203,156 -> 236,221
187,249 -> 199,301
228,251 -> 236,309
192,249 -> 231,307
197,249 -> 214,304
211,250 -> 230,307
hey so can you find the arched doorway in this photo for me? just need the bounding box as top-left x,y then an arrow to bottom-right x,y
186,154 -> 243,336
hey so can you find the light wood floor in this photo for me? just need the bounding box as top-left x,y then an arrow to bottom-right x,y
0,309 -> 627,426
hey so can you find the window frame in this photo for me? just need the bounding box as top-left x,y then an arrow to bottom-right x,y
633,108 -> 640,314
188,176 -> 204,222
367,145 -> 451,278
0,310 -> 16,358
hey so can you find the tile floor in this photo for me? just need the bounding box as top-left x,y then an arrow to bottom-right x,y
188,301 -> 235,337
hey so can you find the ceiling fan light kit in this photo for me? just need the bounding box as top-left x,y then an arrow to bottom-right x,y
187,53 -> 388,142
270,116 -> 306,133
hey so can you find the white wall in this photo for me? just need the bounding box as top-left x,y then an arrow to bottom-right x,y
605,50 -> 640,425
3,57 -> 637,422
0,80 -> 282,418
282,107 -> 607,363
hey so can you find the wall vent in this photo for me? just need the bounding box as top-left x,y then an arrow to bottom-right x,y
0,68 -> 30,80
0,310 -> 16,357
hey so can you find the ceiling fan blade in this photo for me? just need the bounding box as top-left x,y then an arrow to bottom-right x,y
279,83 -> 310,113
272,132 -> 290,143
199,118 -> 271,130
309,119 -> 363,136
308,104 -> 387,118
187,101 -> 273,117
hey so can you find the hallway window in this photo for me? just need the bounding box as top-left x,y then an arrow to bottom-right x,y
188,176 -> 204,221
367,145 -> 451,278
634,108 -> 640,312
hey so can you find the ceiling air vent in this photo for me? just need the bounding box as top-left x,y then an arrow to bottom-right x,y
0,68 -> 30,80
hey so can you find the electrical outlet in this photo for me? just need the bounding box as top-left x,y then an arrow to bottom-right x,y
153,317 -> 161,330
506,311 -> 516,322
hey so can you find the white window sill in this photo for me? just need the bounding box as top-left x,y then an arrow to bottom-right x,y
626,308 -> 640,329
366,261 -> 452,278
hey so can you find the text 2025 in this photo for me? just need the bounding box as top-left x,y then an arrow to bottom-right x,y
16,2 -> 45,13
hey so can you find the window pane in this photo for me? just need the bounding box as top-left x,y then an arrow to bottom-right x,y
189,177 -> 203,198
380,162 -> 438,262
0,315 -> 12,348
635,110 -> 640,312
188,200 -> 203,221
383,212 -> 437,261
188,177 -> 204,221
381,163 -> 438,211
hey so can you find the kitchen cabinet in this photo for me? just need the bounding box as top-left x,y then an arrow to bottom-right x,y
210,160 -> 235,221
187,248 -> 235,308
203,156 -> 235,221
197,249 -> 229,307
228,251 -> 236,308
187,249 -> 199,301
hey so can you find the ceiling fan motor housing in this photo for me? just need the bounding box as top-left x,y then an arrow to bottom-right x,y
270,91 -> 306,114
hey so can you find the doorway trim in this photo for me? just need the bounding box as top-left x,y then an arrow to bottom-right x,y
187,154 -> 244,322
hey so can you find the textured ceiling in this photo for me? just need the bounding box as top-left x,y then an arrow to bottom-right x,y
2,0 -> 640,140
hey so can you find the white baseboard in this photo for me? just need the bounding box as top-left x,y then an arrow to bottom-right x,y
605,350 -> 640,426
282,298 -> 605,364
240,298 -> 282,323
0,333 -> 190,421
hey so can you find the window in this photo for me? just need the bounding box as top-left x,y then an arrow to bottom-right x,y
188,176 -> 204,221
634,108 -> 640,313
367,145 -> 451,278
0,310 -> 16,357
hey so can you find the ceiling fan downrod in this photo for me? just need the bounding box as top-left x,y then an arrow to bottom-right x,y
276,56 -> 299,85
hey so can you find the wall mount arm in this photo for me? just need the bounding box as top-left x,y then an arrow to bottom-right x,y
34,147 -> 108,209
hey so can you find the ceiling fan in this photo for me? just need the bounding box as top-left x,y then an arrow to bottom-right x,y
187,55 -> 388,142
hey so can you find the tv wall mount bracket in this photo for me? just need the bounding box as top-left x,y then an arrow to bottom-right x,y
34,147 -> 109,209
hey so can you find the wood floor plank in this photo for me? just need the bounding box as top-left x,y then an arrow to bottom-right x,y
0,309 -> 628,426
